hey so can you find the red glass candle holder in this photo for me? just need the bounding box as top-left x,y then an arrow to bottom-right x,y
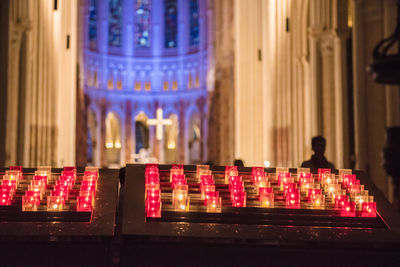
339,169 -> 352,182
84,171 -> 98,181
206,196 -> 221,212
260,190 -> 274,208
4,170 -> 20,181
361,202 -> 377,217
47,196 -> 64,211
307,188 -> 322,198
77,196 -> 93,212
146,200 -> 161,218
0,190 -> 12,199
2,179 -> 17,190
51,189 -> 69,201
204,191 -> 219,205
145,183 -> 160,192
252,167 -> 265,178
81,183 -> 96,192
232,192 -> 246,207
57,178 -> 73,190
225,166 -> 238,183
63,166 -> 77,173
145,173 -> 160,185
146,189 -> 160,200
341,201 -> 356,217
200,175 -> 214,186
22,195 -> 41,211
9,166 -> 22,172
172,185 -> 188,206
0,195 -> 12,206
286,190 -> 300,208
335,195 -> 349,208
201,185 -> 215,200
170,168 -> 184,182
318,169 -> 331,181
31,179 -> 46,191
27,186 -> 43,200
197,164 -> 210,178
283,182 -> 297,194
61,170 -> 76,181
85,166 -> 99,174
276,167 -> 289,177
145,163 -> 159,169
82,180 -> 97,189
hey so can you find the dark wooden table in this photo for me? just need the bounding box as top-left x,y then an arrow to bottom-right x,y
0,167 -> 120,266
121,164 -> 400,266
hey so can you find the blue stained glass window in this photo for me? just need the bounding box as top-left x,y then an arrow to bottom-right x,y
189,0 -> 199,46
88,0 -> 97,47
108,0 -> 122,47
135,0 -> 152,48
164,0 -> 178,48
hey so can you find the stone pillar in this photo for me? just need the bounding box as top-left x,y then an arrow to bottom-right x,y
352,0 -> 368,172
98,98 -> 109,167
123,0 -> 134,56
196,97 -> 207,163
152,0 -> 163,57
98,0 -> 108,88
320,35 -> 337,167
177,99 -> 188,163
383,0 -> 400,128
125,100 -> 133,162
208,0 -> 235,165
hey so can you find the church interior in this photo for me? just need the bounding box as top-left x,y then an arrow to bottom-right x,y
1,0 -> 400,266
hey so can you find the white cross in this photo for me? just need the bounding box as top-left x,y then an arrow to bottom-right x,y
147,108 -> 172,140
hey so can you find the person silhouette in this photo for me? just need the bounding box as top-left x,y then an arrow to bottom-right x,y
301,136 -> 335,172
234,159 -> 244,168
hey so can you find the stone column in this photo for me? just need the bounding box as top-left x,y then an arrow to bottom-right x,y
123,0 -> 134,56
196,96 -> 207,163
98,98 -> 109,167
152,0 -> 163,57
125,100 -> 133,162
320,34 -> 338,167
352,0 -> 368,172
383,0 -> 400,128
177,99 -> 188,163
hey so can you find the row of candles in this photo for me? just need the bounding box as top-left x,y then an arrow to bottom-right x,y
144,164 -> 376,218
0,166 -> 98,212
255,167 -> 376,217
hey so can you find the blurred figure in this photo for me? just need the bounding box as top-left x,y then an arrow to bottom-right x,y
204,160 -> 214,167
234,159 -> 244,168
301,136 -> 335,172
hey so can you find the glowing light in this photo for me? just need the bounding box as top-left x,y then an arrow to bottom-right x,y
115,142 -> 121,149
106,142 -> 114,148
264,161 -> 271,168
167,142 -> 176,149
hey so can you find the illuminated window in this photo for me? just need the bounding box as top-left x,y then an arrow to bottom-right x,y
134,82 -> 142,91
108,78 -> 114,89
135,0 -> 152,48
163,81 -> 169,91
189,0 -> 199,47
87,71 -> 93,86
108,0 -> 122,47
94,71 -> 98,88
117,80 -> 123,90
164,0 -> 178,48
195,74 -> 200,88
145,82 -> 151,91
88,0 -> 98,50
172,80 -> 178,90
188,74 -> 193,89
